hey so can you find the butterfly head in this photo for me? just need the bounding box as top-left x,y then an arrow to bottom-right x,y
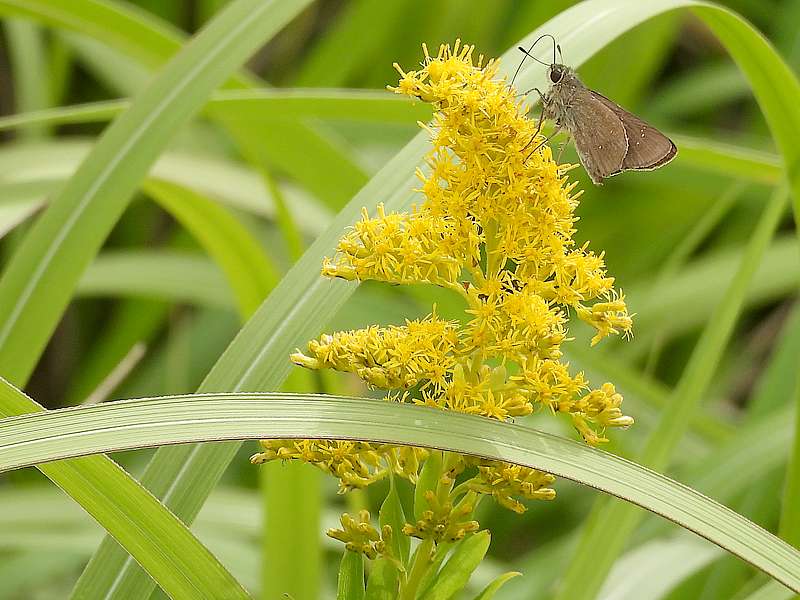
548,63 -> 569,84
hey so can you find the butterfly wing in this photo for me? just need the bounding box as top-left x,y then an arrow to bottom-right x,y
590,91 -> 677,171
564,88 -> 628,185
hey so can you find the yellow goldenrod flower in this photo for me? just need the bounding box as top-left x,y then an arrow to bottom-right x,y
291,312 -> 459,391
326,510 -> 391,559
467,460 -> 557,513
252,41 -> 634,541
402,490 -> 481,543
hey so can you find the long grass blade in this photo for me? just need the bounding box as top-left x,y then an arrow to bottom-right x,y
0,91 -> 432,132
0,380 -> 249,599
0,391 -> 799,593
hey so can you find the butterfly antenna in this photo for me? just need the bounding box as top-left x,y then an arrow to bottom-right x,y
556,43 -> 563,64
510,33 -> 554,87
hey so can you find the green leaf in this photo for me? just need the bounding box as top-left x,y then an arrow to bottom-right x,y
414,450 -> 444,522
78,251 -> 233,309
142,178 -> 278,318
0,90 -> 431,132
421,531 -> 491,600
740,580 -> 798,600
597,535 -> 721,600
508,406 -> 795,600
364,557 -> 400,600
0,139 -> 332,231
470,571 -> 521,600
379,476 -> 411,567
337,551 -> 365,600
0,379 -> 249,599
0,0 -> 313,386
2,18 -> 50,139
557,182 -> 788,599
3,392 -> 799,594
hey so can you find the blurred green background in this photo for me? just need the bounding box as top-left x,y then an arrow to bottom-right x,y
0,0 -> 798,598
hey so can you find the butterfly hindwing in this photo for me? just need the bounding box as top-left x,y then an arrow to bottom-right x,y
589,91 -> 677,171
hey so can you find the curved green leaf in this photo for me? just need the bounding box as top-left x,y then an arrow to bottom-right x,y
338,551 -> 366,600
471,571 -> 521,600
0,381 -> 249,599
0,140 -> 332,230
77,251 -> 232,308
0,392 -> 799,593
0,90 -> 431,132
142,179 -> 277,318
421,531 -> 491,600
558,174 -> 788,599
598,536 -> 722,600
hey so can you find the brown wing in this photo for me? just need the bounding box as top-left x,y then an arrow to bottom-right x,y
564,88 -> 628,185
590,91 -> 677,172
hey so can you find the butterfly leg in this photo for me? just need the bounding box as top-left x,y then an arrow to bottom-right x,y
520,88 -> 550,154
517,87 -> 548,139
556,132 -> 571,163
524,124 -> 562,161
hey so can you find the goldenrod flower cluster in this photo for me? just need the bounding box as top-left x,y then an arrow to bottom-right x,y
327,510 -> 393,559
252,41 -> 634,556
251,439 -> 427,492
402,490 -> 480,543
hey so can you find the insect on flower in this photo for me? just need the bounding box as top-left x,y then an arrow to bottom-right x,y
514,34 -> 677,185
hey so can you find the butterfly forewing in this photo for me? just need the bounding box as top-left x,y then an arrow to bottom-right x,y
589,91 -> 677,171
565,88 -> 628,185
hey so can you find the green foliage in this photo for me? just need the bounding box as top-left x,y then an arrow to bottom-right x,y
0,0 -> 799,598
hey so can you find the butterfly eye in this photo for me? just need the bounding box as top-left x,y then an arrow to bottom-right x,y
549,66 -> 562,83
